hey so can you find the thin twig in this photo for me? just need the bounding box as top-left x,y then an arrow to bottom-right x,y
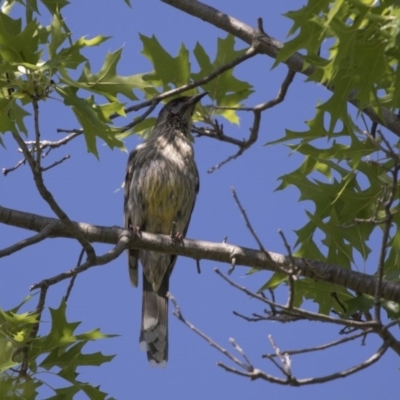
161,0 -> 400,139
168,266 -> 388,386
119,45 -> 260,118
33,98 -> 41,169
268,335 -> 293,377
11,130 -> 97,263
231,187 -> 273,262
218,341 -> 389,385
65,248 -> 85,301
0,221 -> 59,257
278,229 -> 297,309
374,164 -> 399,322
121,100 -> 159,132
30,231 -> 130,291
233,310 -> 303,323
262,330 -> 373,358
215,268 -> 377,329
168,293 -> 253,372
206,68 -> 296,172
229,337 -> 253,370
19,283 -> 48,377
41,154 -> 70,172
10,45 -> 259,175
2,157 -> 26,176
196,259 -> 201,274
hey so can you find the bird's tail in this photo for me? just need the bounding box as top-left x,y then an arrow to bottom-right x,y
128,249 -> 139,287
139,273 -> 169,367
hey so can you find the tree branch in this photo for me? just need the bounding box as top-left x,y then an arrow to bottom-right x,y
262,330 -> 372,358
0,220 -> 58,257
11,129 -> 96,262
161,0 -> 400,139
29,230 -> 130,291
169,290 -> 391,386
204,68 -> 296,173
1,205 -> 400,303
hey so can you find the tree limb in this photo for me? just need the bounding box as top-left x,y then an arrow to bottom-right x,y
161,0 -> 400,138
1,205 -> 400,303
168,290 -> 391,386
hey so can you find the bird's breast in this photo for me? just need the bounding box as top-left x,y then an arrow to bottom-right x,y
136,139 -> 197,234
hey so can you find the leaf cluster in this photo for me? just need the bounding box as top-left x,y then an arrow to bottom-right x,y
0,298 -> 115,400
266,0 -> 400,314
0,1 -> 253,155
277,0 -> 400,122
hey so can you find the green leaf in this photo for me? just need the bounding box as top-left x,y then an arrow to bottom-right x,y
141,34 -> 190,90
117,116 -> 156,140
293,278 -> 352,314
0,14 -> 42,64
78,382 -> 109,400
274,1 -> 330,69
278,0 -> 400,114
192,35 -> 253,123
30,300 -> 80,358
31,299 -> 116,358
40,0 -> 70,15
56,87 -> 124,156
76,49 -> 146,101
0,99 -> 30,135
25,0 -> 40,23
344,295 -> 373,318
265,106 -> 329,146
41,341 -> 114,379
272,104 -> 385,274
382,300 -> 400,320
258,272 -> 287,291
97,101 -> 126,122
0,375 -> 40,400
45,386 -> 80,400
22,298 -> 116,398
0,296 -> 37,373
48,13 -> 69,59
0,336 -> 21,373
49,34 -> 109,71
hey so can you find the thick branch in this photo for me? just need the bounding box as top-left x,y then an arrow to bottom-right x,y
161,0 -> 400,138
1,205 -> 400,303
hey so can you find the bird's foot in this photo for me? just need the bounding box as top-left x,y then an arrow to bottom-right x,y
171,232 -> 184,243
129,225 -> 142,236
169,221 -> 183,243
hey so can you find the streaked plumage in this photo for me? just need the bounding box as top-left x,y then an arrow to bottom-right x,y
124,93 -> 206,366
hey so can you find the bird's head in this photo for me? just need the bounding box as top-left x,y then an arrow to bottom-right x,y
155,92 -> 208,133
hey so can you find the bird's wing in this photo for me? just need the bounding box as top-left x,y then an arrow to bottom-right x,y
166,165 -> 199,278
124,149 -> 139,287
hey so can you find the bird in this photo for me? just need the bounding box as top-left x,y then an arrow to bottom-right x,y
124,92 -> 207,366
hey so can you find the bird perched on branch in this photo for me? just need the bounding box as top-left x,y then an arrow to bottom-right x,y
124,92 -> 207,366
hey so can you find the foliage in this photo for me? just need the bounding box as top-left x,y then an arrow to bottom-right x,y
0,0 -> 255,396
0,1 -> 252,152
0,297 -> 115,399
1,0 -> 400,394
263,0 -> 400,311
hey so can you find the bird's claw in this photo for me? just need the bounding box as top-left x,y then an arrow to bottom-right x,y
129,225 -> 142,236
171,232 -> 184,243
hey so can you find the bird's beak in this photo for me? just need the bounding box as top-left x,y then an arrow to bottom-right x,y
182,91 -> 208,111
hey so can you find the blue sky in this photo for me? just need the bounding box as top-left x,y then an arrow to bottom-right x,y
1,1 -> 399,399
